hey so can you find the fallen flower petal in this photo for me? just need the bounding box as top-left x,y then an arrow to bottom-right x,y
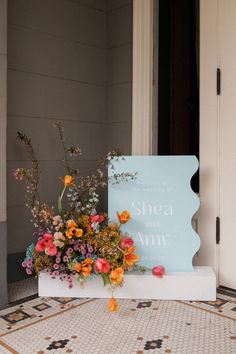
108,297 -> 119,312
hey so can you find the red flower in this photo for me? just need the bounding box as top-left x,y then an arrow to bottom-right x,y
35,233 -> 57,256
94,258 -> 110,274
91,214 -> 105,223
152,265 -> 165,278
120,237 -> 134,250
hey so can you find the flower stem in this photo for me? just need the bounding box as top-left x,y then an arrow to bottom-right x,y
116,245 -> 125,254
58,185 -> 66,215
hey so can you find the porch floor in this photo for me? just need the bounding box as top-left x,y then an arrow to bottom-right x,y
0,280 -> 235,353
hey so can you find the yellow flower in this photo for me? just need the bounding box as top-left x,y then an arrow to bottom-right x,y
116,210 -> 131,224
110,267 -> 124,284
64,175 -> 74,187
124,246 -> 139,267
108,297 -> 119,312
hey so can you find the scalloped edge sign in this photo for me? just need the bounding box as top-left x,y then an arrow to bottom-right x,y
108,156 -> 200,271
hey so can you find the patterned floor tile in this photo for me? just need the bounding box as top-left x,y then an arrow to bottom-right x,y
0,296 -> 235,353
1,282 -> 236,353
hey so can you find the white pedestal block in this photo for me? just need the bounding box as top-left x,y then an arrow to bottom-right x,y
38,266 -> 216,301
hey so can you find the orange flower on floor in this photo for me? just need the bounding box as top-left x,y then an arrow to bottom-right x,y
116,210 -> 131,224
110,267 -> 124,284
63,175 -> 74,187
108,297 -> 119,312
124,246 -> 139,267
74,258 -> 93,278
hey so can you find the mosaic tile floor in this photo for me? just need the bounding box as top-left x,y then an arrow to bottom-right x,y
0,284 -> 236,354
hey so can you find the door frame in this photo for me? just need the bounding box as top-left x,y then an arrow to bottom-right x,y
132,0 -> 219,277
198,0 -> 219,278
132,0 -> 157,155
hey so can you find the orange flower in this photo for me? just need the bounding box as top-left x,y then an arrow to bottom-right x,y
81,258 -> 93,278
74,263 -> 82,273
108,297 -> 119,312
116,210 -> 131,224
66,227 -> 83,239
74,258 -> 93,278
67,219 -> 77,229
110,267 -> 124,284
64,175 -> 74,187
124,246 -> 139,267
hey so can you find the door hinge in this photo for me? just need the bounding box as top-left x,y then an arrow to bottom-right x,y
217,68 -> 221,95
216,216 -> 220,244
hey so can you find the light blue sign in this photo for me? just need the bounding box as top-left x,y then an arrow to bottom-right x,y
108,156 -> 200,271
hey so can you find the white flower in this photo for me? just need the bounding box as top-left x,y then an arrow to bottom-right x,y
54,232 -> 65,240
53,240 -> 64,248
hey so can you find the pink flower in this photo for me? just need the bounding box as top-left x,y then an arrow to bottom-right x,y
45,245 -> 57,256
63,256 -> 68,262
91,215 -> 104,223
87,245 -> 93,253
120,237 -> 134,250
152,265 -> 165,278
22,261 -> 27,268
35,233 -> 57,256
26,268 -> 32,275
94,258 -> 110,274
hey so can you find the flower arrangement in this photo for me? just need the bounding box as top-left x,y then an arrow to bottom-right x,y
14,122 -> 164,311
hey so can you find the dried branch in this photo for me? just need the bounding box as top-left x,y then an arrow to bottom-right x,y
53,121 -> 71,174
16,132 -> 41,210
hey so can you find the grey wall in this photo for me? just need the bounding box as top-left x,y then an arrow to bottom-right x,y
0,0 -> 8,304
7,0 -> 106,267
7,0 -> 132,281
106,0 -> 132,154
